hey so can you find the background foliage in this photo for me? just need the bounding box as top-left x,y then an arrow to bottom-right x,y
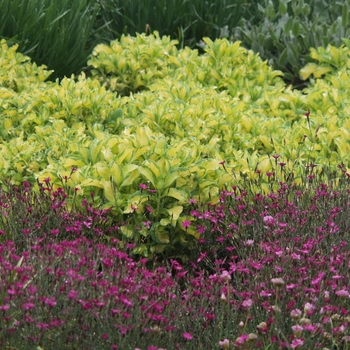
1,0 -> 350,86
0,0 -> 100,80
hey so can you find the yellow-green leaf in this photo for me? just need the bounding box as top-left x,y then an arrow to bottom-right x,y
167,205 -> 183,220
167,187 -> 188,202
154,230 -> 170,244
120,225 -> 134,238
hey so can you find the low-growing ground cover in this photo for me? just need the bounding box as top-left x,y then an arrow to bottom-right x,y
1,169 -> 350,349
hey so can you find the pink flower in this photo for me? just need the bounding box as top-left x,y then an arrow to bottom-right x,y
43,296 -> 57,307
22,302 -> 35,310
220,270 -> 231,282
183,332 -> 193,340
244,239 -> 254,246
335,289 -> 350,298
292,324 -> 303,335
304,302 -> 315,315
242,298 -> 253,310
290,338 -> 304,348
43,177 -> 51,184
197,251 -> 207,262
182,220 -> 191,229
219,339 -> 230,349
143,221 -> 151,229
290,309 -> 302,320
263,215 -> 275,226
68,289 -> 79,300
235,334 -> 248,344
145,206 -> 153,213
120,295 -> 132,307
271,278 -> 285,287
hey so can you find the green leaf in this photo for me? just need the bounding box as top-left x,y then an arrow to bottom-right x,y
167,206 -> 183,220
299,63 -> 317,80
167,187 -> 188,202
120,169 -> 139,187
154,230 -> 170,244
292,21 -> 300,36
101,179 -> 117,203
138,166 -> 156,187
132,244 -> 148,257
163,172 -> 179,189
110,108 -> 123,122
150,244 -> 167,253
110,163 -> 124,187
120,225 -> 134,238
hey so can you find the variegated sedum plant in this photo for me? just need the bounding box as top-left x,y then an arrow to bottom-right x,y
1,33 -> 350,256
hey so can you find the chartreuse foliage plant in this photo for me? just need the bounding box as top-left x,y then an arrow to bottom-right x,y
0,40 -> 52,92
2,34 -> 350,257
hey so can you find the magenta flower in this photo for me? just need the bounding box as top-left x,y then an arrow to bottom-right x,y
220,270 -> 231,282
197,251 -> 207,262
68,289 -> 79,300
290,309 -> 302,320
182,220 -> 191,229
235,334 -> 248,344
335,289 -> 350,298
43,177 -> 51,184
242,298 -> 253,310
22,302 -> 35,310
145,206 -> 153,213
290,338 -> 304,348
263,215 -> 275,226
183,332 -> 193,340
244,239 -> 254,246
304,302 -> 315,315
43,296 -> 57,307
